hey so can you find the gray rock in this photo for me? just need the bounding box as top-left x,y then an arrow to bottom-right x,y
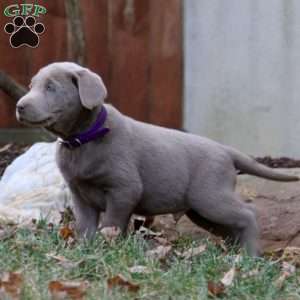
0,142 -> 71,223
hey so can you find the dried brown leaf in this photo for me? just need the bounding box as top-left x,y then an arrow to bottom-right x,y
59,226 -> 74,240
219,254 -> 241,287
107,274 -> 140,293
221,266 -> 235,287
282,247 -> 300,267
179,244 -> 207,259
48,280 -> 89,300
46,253 -> 83,269
275,261 -> 296,290
265,246 -> 300,267
207,281 -> 226,297
153,236 -> 171,246
0,271 -> 23,300
100,226 -> 121,243
146,245 -> 172,261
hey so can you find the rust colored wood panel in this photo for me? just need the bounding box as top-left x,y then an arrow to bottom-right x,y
148,0 -> 182,128
0,1 -> 68,127
107,0 -> 150,121
0,1 -> 29,127
28,0 -> 67,77
0,0 -> 183,130
81,0 -> 109,85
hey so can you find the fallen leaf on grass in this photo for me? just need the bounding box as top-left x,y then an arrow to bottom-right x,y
0,271 -> 23,300
48,280 -> 89,300
241,268 -> 260,279
275,261 -> 296,289
282,247 -> 300,267
265,246 -> 300,267
107,274 -> 140,293
146,245 -> 172,261
46,253 -> 84,269
153,236 -> 171,246
207,281 -> 225,297
59,226 -> 74,240
207,254 -> 240,296
220,255 -> 241,287
128,265 -> 151,274
177,244 -> 207,259
220,266 -> 235,287
100,226 -> 121,243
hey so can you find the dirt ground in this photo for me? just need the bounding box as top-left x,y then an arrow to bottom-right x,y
1,143 -> 300,252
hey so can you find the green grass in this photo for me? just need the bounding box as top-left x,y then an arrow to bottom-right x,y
0,220 -> 299,299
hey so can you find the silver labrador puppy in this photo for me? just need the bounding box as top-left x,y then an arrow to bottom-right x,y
16,62 -> 299,256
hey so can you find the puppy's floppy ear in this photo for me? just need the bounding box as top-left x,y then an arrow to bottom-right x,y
76,68 -> 107,110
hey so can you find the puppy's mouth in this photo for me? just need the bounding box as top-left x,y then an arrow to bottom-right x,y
18,116 -> 53,127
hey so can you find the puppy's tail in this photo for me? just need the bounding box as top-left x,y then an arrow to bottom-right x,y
226,147 -> 300,182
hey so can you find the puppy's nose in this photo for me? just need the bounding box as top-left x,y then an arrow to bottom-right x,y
16,103 -> 26,113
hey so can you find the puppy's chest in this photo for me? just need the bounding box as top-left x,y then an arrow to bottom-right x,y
56,149 -> 109,209
56,148 -> 105,182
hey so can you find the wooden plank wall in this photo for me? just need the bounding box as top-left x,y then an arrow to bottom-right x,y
0,0 -> 182,129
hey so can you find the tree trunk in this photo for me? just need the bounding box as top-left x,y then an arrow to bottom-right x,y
0,71 -> 27,102
64,0 -> 86,65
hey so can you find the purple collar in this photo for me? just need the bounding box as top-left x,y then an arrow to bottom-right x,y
58,106 -> 110,149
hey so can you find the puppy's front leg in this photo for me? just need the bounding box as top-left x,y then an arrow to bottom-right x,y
100,188 -> 140,237
72,192 -> 100,239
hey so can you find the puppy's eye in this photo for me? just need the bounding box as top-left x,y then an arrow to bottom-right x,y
46,83 -> 55,92
71,76 -> 78,88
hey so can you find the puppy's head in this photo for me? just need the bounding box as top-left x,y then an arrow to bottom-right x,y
16,62 -> 107,134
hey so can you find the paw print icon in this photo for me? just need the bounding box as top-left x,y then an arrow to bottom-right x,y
4,16 -> 45,48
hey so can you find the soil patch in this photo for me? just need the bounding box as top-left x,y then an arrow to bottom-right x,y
256,156 -> 300,168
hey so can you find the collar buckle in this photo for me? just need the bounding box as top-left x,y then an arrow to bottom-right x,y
58,138 -> 73,149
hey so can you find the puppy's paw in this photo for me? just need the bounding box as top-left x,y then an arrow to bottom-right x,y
100,226 -> 121,243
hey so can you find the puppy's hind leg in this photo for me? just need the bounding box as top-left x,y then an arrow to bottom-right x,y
188,187 -> 260,256
185,209 -> 236,244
